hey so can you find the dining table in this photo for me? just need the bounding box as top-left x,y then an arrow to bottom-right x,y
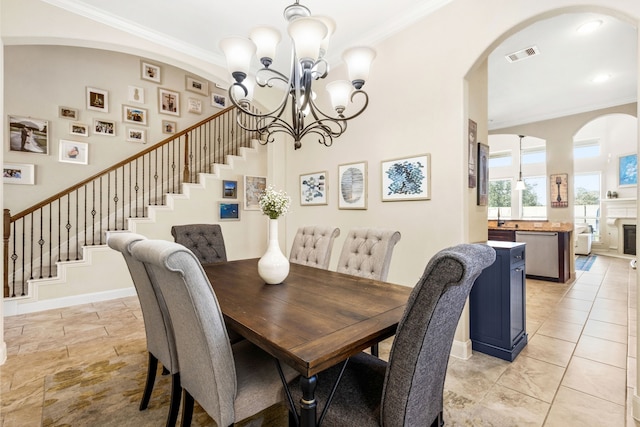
202,258 -> 412,427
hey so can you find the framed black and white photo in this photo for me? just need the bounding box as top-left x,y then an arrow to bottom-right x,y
222,180 -> 238,199
3,163 -> 35,185
59,106 -> 78,120
186,75 -> 208,96
8,115 -> 49,154
300,171 -> 328,205
70,122 -> 89,137
211,93 -> 227,108
59,140 -> 88,165
244,175 -> 267,210
468,119 -> 477,188
126,127 -> 146,143
162,120 -> 177,134
338,161 -> 367,209
477,143 -> 490,206
86,86 -> 108,113
128,85 -> 145,104
94,119 -> 116,136
159,88 -> 180,116
381,154 -> 430,201
123,105 -> 148,125
187,98 -> 203,114
219,202 -> 240,221
141,60 -> 161,83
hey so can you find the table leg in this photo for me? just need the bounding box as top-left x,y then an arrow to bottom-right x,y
299,375 -> 317,427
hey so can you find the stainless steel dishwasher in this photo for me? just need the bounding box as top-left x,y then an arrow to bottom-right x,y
515,231 -> 558,279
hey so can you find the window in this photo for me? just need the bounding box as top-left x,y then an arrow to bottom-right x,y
522,176 -> 547,218
488,179 -> 512,219
574,173 -> 601,241
489,151 -> 512,168
574,139 -> 600,159
522,147 -> 545,164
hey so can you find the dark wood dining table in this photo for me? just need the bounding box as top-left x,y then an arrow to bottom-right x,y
202,258 -> 412,427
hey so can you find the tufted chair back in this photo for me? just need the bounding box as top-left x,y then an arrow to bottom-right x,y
289,225 -> 340,270
171,224 -> 227,264
336,228 -> 401,281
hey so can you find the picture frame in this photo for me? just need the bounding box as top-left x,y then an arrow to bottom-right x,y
8,115 -> 49,154
222,180 -> 238,199
128,85 -> 145,104
70,122 -> 89,137
550,173 -> 569,208
211,93 -> 227,108
244,175 -> 267,210
468,119 -> 477,188
338,161 -> 367,209
187,98 -> 203,114
381,154 -> 431,201
219,202 -> 240,221
126,127 -> 146,143
123,105 -> 148,125
94,119 -> 116,136
140,60 -> 161,83
186,75 -> 209,96
300,171 -> 328,205
477,143 -> 490,206
3,163 -> 35,185
86,86 -> 108,113
59,140 -> 88,165
162,120 -> 177,134
159,88 -> 180,116
618,153 -> 637,187
59,106 -> 78,120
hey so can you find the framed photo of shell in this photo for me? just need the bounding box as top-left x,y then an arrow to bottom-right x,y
338,161 -> 367,209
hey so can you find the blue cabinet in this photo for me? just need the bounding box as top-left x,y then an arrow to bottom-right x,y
470,241 -> 527,361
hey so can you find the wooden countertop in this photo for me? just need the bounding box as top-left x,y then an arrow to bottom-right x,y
488,220 -> 573,233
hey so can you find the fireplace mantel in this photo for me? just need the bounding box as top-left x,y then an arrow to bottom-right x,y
603,198 -> 637,254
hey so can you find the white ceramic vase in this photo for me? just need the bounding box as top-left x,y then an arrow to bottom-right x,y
258,218 -> 290,284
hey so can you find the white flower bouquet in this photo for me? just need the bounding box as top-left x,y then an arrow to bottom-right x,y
259,185 -> 291,219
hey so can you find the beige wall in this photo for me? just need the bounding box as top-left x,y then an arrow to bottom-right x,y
1,11 -> 6,364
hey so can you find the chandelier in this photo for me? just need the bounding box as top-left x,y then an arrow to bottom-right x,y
219,1 -> 376,150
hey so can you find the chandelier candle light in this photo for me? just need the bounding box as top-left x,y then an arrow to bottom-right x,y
219,1 -> 376,149
257,186 -> 291,284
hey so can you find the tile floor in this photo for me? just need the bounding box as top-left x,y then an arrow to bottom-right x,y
0,254 -> 637,426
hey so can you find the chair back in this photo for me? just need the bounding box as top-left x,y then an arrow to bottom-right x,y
171,224 -> 227,264
289,225 -> 340,269
130,239 -> 237,427
106,232 -> 178,374
380,243 -> 495,426
336,228 -> 401,281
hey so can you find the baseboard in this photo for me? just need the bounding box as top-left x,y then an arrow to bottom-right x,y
633,391 -> 640,421
450,338 -> 473,360
0,341 -> 6,366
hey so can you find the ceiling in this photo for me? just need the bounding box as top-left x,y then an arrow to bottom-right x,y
46,0 -> 638,130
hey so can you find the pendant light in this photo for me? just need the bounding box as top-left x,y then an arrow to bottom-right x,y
515,135 -> 526,191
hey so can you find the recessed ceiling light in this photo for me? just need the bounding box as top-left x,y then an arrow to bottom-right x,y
592,74 -> 611,83
577,19 -> 603,34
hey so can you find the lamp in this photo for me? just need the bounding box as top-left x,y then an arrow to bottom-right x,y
219,1 -> 375,150
515,134 -> 526,191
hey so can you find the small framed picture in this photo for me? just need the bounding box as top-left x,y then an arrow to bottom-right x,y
70,122 -> 89,137
300,171 -> 328,205
222,180 -> 238,199
244,175 -> 267,210
618,153 -> 637,187
338,161 -> 367,209
211,93 -> 227,108
219,202 -> 240,221
141,60 -> 161,83
159,88 -> 180,116
162,120 -> 177,134
186,75 -> 209,96
9,115 -> 49,154
128,85 -> 145,104
477,143 -> 490,206
94,119 -> 116,136
381,154 -> 431,201
187,98 -> 203,114
123,105 -> 148,125
59,106 -> 78,120
59,140 -> 88,165
3,163 -> 35,185
86,86 -> 108,113
550,173 -> 569,208
126,127 -> 146,143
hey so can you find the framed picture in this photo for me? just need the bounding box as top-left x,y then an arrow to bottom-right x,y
3,163 -> 35,185
550,173 -> 569,208
70,122 -> 89,137
618,153 -> 637,187
59,106 -> 78,120
219,202 -> 240,221
59,140 -> 88,165
186,75 -> 209,96
244,175 -> 267,210
8,115 -> 49,154
468,119 -> 477,188
300,171 -> 328,205
159,88 -> 180,116
477,143 -> 490,206
187,98 -> 203,114
94,119 -> 116,136
141,60 -> 161,83
222,180 -> 238,199
86,86 -> 108,113
126,127 -> 146,143
128,86 -> 145,104
123,105 -> 148,125
338,161 -> 367,209
162,120 -> 177,134
381,154 -> 431,201
211,93 -> 227,108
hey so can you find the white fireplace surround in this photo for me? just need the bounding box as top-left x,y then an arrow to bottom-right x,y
604,198 -> 637,255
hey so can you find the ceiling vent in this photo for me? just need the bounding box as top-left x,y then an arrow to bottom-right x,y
505,46 -> 540,63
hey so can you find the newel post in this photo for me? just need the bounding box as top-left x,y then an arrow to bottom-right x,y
3,209 -> 10,298
183,133 -> 191,183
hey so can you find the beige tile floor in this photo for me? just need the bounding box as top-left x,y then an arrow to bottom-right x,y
0,254 -> 637,426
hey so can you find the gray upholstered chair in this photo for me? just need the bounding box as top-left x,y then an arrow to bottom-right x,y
290,243 -> 496,427
106,232 -> 181,427
129,239 -> 299,427
289,225 -> 340,270
171,223 -> 227,264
